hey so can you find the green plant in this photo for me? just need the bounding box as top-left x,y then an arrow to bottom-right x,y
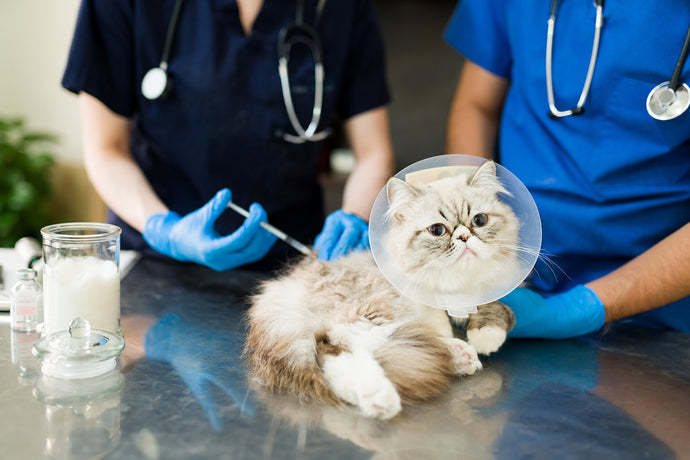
0,117 -> 57,247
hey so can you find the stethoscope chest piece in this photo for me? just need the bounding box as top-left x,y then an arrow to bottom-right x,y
140,0 -> 330,141
141,67 -> 170,100
646,81 -> 690,120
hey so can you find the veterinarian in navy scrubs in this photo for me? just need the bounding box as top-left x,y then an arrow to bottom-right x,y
445,0 -> 690,336
61,0 -> 394,270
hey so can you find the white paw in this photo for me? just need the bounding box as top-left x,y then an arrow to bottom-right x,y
467,326 -> 507,355
445,338 -> 482,375
354,377 -> 402,420
322,351 -> 402,420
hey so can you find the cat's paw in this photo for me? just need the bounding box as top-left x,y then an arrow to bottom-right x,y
444,338 -> 482,375
466,326 -> 507,355
354,377 -> 402,420
323,352 -> 402,420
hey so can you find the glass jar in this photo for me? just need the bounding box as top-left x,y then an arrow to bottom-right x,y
41,223 -> 122,336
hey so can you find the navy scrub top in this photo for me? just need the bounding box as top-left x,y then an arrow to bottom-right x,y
62,0 -> 390,263
445,0 -> 690,331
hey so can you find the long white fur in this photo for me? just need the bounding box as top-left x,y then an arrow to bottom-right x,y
245,161 -> 517,420
321,323 -> 402,419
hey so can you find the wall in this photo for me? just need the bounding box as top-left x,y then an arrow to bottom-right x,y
0,0 -> 106,225
1,0 -> 81,162
376,0 -> 462,169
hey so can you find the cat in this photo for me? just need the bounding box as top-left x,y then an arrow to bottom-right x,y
244,160 -> 517,420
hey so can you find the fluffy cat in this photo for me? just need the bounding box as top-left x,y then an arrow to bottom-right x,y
245,161 -> 517,420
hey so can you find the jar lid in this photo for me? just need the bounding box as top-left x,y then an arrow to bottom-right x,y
369,155 -> 542,317
32,317 -> 125,379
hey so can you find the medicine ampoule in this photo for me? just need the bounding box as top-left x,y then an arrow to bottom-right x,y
11,268 -> 42,332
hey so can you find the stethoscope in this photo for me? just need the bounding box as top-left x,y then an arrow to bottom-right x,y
141,0 -> 330,144
546,0 -> 690,121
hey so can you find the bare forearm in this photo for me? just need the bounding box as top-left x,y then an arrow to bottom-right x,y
85,150 -> 167,232
446,88 -> 498,159
445,61 -> 509,159
341,106 -> 395,221
80,93 -> 168,232
586,223 -> 690,322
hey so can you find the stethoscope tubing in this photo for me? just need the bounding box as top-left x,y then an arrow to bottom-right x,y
277,22 -> 330,144
670,23 -> 690,91
545,0 -> 603,118
160,0 -> 185,70
546,0 -> 690,121
141,0 -> 330,143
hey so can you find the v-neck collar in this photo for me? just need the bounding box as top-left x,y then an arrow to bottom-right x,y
214,0 -> 293,39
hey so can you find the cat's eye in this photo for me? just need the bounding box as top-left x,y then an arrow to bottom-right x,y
472,213 -> 488,227
427,223 -> 447,237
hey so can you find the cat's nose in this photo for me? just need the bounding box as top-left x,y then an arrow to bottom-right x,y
458,232 -> 471,242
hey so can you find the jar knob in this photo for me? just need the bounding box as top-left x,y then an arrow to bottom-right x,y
68,317 -> 91,339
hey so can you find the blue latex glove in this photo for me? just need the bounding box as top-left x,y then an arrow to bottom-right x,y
143,189 -> 277,271
502,285 -> 606,339
313,209 -> 369,261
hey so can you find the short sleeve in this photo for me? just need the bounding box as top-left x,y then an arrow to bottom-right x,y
336,0 -> 391,120
61,0 -> 136,117
444,0 -> 511,79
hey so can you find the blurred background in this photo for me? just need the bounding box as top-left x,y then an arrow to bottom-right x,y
0,0 -> 462,247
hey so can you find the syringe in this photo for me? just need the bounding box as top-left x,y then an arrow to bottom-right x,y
226,201 -> 313,256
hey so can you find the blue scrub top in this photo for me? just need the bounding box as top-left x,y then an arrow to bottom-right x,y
62,0 -> 390,264
445,0 -> 690,332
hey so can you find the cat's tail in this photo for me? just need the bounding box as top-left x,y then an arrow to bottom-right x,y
245,316 -> 459,410
374,323 -> 458,404
244,305 -> 344,407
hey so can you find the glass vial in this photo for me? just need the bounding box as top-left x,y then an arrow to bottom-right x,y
11,268 -> 42,332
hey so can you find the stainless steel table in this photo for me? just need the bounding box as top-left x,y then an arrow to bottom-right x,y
1,257 -> 689,459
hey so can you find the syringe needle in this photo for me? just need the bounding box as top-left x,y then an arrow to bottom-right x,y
226,201 -> 313,256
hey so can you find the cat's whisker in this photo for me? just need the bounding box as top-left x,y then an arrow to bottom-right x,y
490,241 -> 570,284
532,253 -> 571,284
490,245 -> 534,261
491,241 -> 540,257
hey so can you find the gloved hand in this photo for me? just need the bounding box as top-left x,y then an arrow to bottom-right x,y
313,209 -> 369,261
502,284 -> 606,339
143,189 -> 277,271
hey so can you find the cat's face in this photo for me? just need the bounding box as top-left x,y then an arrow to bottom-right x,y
384,161 -> 520,294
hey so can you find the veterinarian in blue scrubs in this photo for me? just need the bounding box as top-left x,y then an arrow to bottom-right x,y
444,0 -> 690,336
62,0 -> 394,270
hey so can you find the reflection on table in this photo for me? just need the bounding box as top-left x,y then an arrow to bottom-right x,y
1,257 -> 688,459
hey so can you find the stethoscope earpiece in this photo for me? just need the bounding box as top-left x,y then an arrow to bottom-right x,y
141,66 -> 171,100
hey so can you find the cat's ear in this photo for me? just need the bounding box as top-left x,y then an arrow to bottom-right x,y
386,177 -> 418,222
467,161 -> 512,197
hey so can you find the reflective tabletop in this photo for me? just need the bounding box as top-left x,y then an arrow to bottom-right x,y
1,257 -> 689,459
